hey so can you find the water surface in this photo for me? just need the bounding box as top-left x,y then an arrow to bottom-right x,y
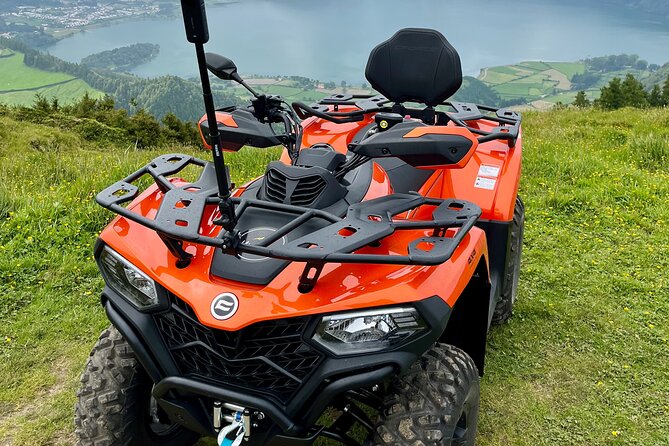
46,0 -> 669,82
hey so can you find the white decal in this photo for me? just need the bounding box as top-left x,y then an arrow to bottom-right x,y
475,177 -> 496,190
478,165 -> 500,178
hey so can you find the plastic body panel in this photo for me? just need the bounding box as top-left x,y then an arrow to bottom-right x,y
99,201 -> 487,331
98,109 -> 519,331
418,124 -> 522,222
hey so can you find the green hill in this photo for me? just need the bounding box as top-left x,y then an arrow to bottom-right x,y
0,105 -> 667,445
0,50 -> 103,106
480,55 -> 669,110
0,37 -> 242,121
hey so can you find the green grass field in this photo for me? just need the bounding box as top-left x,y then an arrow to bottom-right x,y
480,60 -> 582,103
0,52 -> 103,106
1,107 -> 668,445
480,59 -> 664,109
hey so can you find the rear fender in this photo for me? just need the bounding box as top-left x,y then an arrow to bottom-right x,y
419,128 -> 522,222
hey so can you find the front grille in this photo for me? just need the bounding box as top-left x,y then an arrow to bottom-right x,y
263,168 -> 327,206
155,294 -> 323,403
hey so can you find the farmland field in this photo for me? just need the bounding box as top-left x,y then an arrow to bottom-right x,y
0,51 -> 103,106
479,58 -> 665,110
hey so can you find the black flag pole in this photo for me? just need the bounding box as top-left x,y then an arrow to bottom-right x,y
179,0 -> 236,231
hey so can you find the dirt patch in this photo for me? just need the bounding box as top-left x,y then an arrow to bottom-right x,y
542,69 -> 571,90
528,100 -> 557,111
512,66 -> 534,77
245,78 -> 281,85
0,359 -> 72,445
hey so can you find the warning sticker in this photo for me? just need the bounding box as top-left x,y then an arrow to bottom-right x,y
475,177 -> 496,190
478,165 -> 500,178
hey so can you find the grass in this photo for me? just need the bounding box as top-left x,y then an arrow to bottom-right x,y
0,51 -> 103,106
1,107 -> 668,445
481,61 -> 577,101
544,62 -> 586,78
0,53 -> 72,91
0,80 -> 105,106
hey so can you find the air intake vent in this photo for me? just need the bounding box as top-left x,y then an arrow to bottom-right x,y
263,167 -> 327,206
264,169 -> 288,203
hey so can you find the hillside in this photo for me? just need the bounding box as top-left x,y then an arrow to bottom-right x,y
0,106 -> 668,445
481,55 -> 668,110
0,49 -> 103,106
0,37 -> 241,121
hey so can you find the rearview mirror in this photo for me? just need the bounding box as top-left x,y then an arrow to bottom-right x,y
206,53 -> 242,82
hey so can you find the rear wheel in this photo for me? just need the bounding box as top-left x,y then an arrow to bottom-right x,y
492,196 -> 525,324
74,326 -> 200,446
370,344 -> 480,446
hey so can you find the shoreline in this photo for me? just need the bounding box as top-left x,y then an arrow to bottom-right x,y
35,1 -> 239,48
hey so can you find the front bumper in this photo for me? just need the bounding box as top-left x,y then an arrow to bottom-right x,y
101,285 -> 452,443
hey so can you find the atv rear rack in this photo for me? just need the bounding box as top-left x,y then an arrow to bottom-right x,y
293,96 -> 522,147
97,154 -> 481,291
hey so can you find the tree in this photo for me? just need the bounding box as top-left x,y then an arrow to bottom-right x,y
663,75 -> 669,106
72,91 -> 98,117
128,109 -> 162,148
648,84 -> 664,107
32,93 -> 51,113
599,77 -> 624,110
573,91 -> 590,108
162,112 -> 198,146
620,73 -> 647,108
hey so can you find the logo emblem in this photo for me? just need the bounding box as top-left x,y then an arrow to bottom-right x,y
210,293 -> 239,320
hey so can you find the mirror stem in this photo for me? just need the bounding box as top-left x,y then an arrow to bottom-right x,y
238,79 -> 261,99
195,42 -> 237,230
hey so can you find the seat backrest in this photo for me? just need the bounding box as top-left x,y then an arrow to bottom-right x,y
365,28 -> 462,107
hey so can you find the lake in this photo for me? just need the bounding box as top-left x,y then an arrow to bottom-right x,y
46,0 -> 669,83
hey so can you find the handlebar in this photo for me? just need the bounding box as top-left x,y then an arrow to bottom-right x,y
292,101 -> 374,124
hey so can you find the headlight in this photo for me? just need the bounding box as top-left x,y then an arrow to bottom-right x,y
98,246 -> 160,310
313,307 -> 428,355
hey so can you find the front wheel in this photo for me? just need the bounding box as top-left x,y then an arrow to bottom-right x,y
370,344 -> 480,446
74,326 -> 200,446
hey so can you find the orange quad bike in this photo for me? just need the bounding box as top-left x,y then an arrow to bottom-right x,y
74,2 -> 524,445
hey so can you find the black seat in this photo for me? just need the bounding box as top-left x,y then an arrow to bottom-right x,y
365,28 -> 462,107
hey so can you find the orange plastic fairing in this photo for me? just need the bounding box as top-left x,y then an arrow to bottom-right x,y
198,112 -> 238,151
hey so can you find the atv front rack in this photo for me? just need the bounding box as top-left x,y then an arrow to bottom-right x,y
97,154 -> 481,291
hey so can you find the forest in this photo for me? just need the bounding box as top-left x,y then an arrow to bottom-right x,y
80,43 -> 160,72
